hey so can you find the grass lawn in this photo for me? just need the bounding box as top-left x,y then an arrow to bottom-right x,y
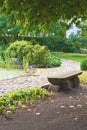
52,52 -> 87,63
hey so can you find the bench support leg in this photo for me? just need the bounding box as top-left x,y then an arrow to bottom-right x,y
46,76 -> 80,92
59,80 -> 73,90
70,76 -> 80,88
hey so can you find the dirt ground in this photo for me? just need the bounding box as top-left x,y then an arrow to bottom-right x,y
0,84 -> 87,130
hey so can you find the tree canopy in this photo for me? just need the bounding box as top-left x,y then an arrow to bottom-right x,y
0,0 -> 87,29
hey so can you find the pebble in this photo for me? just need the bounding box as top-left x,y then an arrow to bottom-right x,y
60,106 -> 65,108
50,100 -> 54,103
69,105 -> 75,108
0,59 -> 80,97
74,117 -> 79,121
36,113 -> 41,116
21,105 -> 28,109
77,104 -> 82,107
27,109 -> 31,112
69,96 -> 73,99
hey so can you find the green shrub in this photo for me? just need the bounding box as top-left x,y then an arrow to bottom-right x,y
5,40 -> 51,69
80,58 -> 87,70
33,44 -> 51,67
5,40 -> 31,59
62,44 -> 75,53
48,55 -> 61,66
80,38 -> 87,49
63,33 -> 81,53
20,36 -> 66,52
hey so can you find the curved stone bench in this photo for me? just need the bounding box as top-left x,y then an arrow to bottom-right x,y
47,70 -> 83,92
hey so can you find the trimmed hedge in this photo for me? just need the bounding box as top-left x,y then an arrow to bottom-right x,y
20,36 -> 82,53
20,36 -> 66,52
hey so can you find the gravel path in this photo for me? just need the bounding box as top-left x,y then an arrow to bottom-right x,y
0,59 -> 80,96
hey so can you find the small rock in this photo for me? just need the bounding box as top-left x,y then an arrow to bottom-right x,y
74,117 -> 79,121
69,105 -> 75,108
69,96 -> 73,99
21,105 -> 28,109
27,109 -> 31,112
36,113 -> 41,116
60,106 -> 65,108
77,104 -> 82,107
6,110 -> 12,114
50,100 -> 54,103
4,110 -> 12,118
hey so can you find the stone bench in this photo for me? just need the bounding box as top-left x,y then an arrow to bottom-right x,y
47,70 -> 83,92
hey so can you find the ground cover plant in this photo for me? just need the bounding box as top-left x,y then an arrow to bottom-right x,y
0,87 -> 51,114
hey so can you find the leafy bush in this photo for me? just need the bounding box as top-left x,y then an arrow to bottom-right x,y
48,55 -> 61,66
80,38 -> 87,49
21,35 -> 82,53
33,44 -> 51,67
80,58 -> 87,70
5,40 -> 51,69
21,36 -> 66,52
22,36 -> 87,52
62,44 -> 75,53
64,33 -> 81,53
0,87 -> 51,114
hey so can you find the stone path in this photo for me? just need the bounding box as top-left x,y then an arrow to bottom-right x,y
0,59 -> 80,96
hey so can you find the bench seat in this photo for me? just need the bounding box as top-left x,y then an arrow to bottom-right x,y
47,70 -> 83,91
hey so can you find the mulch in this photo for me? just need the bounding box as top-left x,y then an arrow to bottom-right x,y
0,84 -> 87,130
